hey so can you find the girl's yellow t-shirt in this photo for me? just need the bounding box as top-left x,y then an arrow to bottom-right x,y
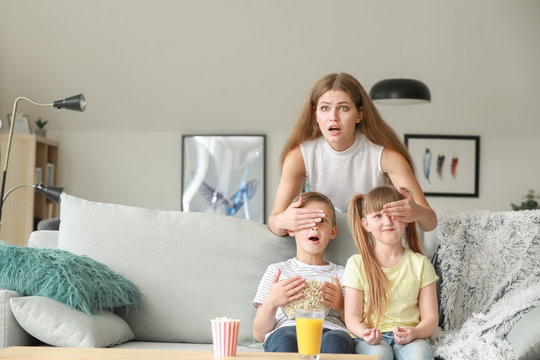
343,249 -> 439,332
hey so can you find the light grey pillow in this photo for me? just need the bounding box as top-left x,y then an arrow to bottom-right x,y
10,296 -> 134,348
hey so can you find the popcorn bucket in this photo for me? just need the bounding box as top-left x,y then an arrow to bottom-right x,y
211,317 -> 241,357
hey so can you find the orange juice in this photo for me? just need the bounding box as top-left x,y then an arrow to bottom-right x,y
296,317 -> 323,356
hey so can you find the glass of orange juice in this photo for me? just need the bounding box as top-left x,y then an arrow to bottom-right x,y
295,309 -> 325,360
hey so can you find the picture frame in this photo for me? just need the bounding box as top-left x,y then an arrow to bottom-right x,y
7,114 -> 32,134
181,135 -> 266,223
404,134 -> 480,197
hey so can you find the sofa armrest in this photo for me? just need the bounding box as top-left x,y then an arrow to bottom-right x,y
28,230 -> 59,249
506,305 -> 540,360
0,289 -> 36,348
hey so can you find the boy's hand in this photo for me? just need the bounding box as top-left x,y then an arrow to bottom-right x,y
264,269 -> 305,308
320,275 -> 343,313
360,328 -> 382,345
392,326 -> 416,345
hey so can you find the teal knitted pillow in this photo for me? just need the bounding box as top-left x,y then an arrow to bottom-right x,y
0,244 -> 141,315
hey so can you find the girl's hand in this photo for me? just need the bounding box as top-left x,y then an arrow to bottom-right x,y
320,275 -> 343,313
392,326 -> 416,345
277,196 -> 325,232
264,269 -> 306,308
361,328 -> 382,345
381,186 -> 421,224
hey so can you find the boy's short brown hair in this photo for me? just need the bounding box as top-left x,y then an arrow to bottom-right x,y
292,191 -> 336,226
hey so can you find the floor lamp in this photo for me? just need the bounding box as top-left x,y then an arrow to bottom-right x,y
0,94 -> 86,227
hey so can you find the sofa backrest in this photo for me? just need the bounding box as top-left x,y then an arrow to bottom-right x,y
56,194 -> 358,345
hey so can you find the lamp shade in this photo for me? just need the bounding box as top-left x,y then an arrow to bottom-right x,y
53,94 -> 86,111
34,184 -> 64,203
369,79 -> 431,105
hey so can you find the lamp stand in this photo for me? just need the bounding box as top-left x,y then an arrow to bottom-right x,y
0,97 -> 54,226
0,94 -> 85,227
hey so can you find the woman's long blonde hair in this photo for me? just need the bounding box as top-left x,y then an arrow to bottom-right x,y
280,73 -> 414,170
347,185 -> 424,328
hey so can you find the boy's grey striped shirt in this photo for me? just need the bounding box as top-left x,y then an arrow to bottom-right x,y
252,258 -> 348,342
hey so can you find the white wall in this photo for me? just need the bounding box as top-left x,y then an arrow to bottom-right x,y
1,0 -> 539,221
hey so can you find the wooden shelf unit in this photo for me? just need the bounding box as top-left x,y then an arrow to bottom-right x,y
0,134 -> 59,246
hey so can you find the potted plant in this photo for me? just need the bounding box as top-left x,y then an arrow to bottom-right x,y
35,118 -> 48,137
511,189 -> 540,210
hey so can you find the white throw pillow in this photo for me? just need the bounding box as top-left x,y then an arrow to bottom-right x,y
10,296 -> 134,348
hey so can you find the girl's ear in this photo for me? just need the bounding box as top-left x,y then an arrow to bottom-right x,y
361,217 -> 370,232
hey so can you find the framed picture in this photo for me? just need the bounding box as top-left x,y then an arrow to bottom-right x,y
404,134 -> 480,197
7,114 -> 32,134
181,135 -> 266,223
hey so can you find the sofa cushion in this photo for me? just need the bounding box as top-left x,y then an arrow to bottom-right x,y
57,194 -> 299,345
0,244 -> 141,315
10,296 -> 134,348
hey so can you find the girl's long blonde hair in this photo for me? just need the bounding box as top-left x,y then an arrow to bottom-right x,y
347,185 -> 424,328
280,73 -> 414,171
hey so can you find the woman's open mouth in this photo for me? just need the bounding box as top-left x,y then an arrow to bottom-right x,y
328,126 -> 341,135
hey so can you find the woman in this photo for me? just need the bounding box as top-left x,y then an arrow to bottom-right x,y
268,73 -> 436,236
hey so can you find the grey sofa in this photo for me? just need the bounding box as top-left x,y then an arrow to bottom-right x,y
0,193 -> 358,351
0,194 -> 538,359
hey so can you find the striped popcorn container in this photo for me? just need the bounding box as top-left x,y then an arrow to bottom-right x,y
211,317 -> 241,357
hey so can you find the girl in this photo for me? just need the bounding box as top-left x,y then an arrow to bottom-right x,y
343,186 -> 438,360
268,73 -> 436,237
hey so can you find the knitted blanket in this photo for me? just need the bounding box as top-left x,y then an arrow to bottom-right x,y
431,209 -> 540,360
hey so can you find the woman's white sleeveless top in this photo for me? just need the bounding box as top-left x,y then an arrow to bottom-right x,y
300,132 -> 388,212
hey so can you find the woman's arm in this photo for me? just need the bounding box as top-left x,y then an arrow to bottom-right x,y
268,146 -> 325,236
381,148 -> 437,231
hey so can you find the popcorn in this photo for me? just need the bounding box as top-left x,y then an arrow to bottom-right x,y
213,317 -> 240,322
282,279 -> 329,318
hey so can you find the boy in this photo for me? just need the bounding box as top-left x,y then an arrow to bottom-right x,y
252,192 -> 355,353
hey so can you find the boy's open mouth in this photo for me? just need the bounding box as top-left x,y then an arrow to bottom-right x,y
309,236 -> 320,242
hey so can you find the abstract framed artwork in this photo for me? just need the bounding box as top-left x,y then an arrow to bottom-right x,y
181,135 -> 266,223
404,134 -> 480,197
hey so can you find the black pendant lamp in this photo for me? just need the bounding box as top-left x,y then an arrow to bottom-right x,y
370,78 -> 431,105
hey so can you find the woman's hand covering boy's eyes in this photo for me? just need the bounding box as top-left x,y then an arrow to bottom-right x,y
278,196 -> 326,232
